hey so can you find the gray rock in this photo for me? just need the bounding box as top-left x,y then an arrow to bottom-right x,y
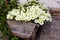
37,16 -> 60,40
38,0 -> 60,16
39,0 -> 60,9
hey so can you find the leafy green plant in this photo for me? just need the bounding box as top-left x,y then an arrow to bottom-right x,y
0,0 -> 18,40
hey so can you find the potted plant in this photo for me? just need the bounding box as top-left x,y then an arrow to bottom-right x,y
6,0 -> 52,40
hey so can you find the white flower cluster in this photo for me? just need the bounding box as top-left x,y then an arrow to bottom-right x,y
7,1 -> 52,25
34,12 -> 52,25
7,9 -> 20,19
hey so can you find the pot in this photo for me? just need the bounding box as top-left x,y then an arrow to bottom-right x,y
6,20 -> 40,40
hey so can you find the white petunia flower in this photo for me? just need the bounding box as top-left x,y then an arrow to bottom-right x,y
7,14 -> 13,19
39,21 -> 44,25
34,19 -> 44,25
8,9 -> 20,16
7,3 -> 52,25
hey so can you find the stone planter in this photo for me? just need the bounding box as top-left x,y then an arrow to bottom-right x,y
6,20 -> 40,40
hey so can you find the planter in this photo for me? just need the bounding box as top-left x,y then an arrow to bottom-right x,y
6,20 -> 40,40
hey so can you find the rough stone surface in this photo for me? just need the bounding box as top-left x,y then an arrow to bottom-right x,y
6,20 -> 39,39
39,0 -> 60,9
39,0 -> 60,16
56,0 -> 60,4
37,16 -> 60,40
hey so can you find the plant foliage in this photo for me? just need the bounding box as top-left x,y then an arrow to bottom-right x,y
0,0 -> 18,40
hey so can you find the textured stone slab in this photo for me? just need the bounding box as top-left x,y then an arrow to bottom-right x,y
56,0 -> 60,4
37,16 -> 60,40
56,0 -> 60,1
6,20 -> 39,39
39,0 -> 60,9
39,0 -> 60,16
